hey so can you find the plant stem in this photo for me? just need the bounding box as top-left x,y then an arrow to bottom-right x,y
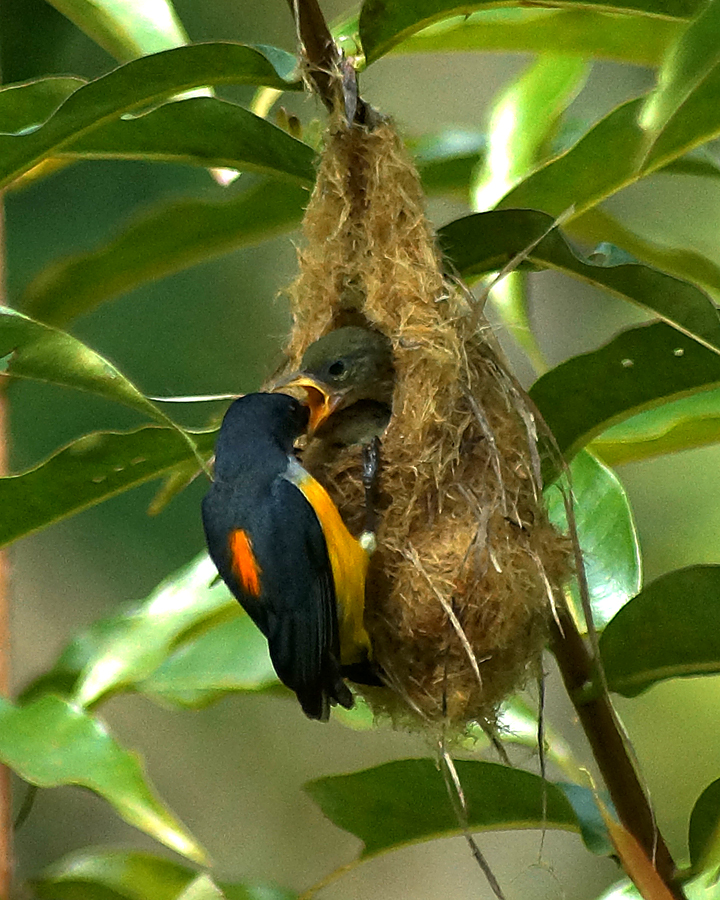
0,200 -> 12,899
550,608 -> 684,899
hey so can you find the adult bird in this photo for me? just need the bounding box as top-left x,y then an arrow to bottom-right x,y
202,392 -> 371,720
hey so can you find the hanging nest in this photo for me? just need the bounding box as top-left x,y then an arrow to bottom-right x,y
280,110 -> 572,730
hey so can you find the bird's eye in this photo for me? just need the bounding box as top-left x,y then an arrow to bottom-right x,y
328,359 -> 347,378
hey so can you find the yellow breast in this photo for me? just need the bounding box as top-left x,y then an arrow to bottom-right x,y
286,460 -> 371,664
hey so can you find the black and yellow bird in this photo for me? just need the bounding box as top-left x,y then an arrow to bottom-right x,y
201,391 -> 372,721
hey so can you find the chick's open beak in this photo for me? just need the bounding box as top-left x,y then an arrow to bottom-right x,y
274,375 -> 345,433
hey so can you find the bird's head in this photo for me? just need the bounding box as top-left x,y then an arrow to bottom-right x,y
276,327 -> 395,434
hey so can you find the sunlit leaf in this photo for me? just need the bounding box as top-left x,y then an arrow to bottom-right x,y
0,76 -> 84,135
358,0 -> 698,64
473,54 -> 588,211
47,0 -> 189,62
177,876 -> 225,900
74,553 -> 235,707
23,179 -> 308,326
0,694 -> 205,862
640,0 -> 720,149
439,210 -> 720,353
546,450 -> 641,630
59,97 -> 315,181
0,42 -> 300,190
592,387 -> 720,465
34,848 -> 297,900
20,604 -> 139,703
0,426 -> 214,549
601,565 -> 720,696
306,758 -> 589,857
531,323 -> 720,460
138,610 -> 278,708
387,9 -> 680,67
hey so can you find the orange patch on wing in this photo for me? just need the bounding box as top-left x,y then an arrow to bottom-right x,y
229,529 -> 262,597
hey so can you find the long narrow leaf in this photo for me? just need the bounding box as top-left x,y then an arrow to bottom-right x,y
57,96 -> 315,182
0,694 -> 206,862
306,758 -> 591,856
47,0 -> 190,62
358,0 -> 698,64
0,76 -> 84,134
23,179 -> 308,326
0,425 -> 215,549
439,210 -> 720,353
0,42 -> 300,190
530,322 -> 720,459
385,10 -> 680,67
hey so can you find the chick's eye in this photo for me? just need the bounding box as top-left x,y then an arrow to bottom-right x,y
328,359 -> 347,378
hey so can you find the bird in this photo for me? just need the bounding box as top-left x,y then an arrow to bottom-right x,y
201,391 -> 372,721
277,326 -> 395,533
278,325 -> 395,450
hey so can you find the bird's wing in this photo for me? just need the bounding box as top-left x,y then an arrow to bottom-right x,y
265,477 -> 352,719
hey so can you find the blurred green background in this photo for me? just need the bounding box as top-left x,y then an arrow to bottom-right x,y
5,1 -> 720,897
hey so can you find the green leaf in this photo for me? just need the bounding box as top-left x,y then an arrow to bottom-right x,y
600,565 -> 720,696
20,604 -> 139,703
567,207 -> 720,301
690,778 -> 720,879
0,306 -> 174,419
0,76 -> 84,135
473,54 -> 588,211
138,610 -> 278,709
34,848 -> 297,900
59,97 -> 315,181
0,42 -> 300,190
439,210 -> 720,353
546,450 -> 641,630
592,387 -> 720,465
24,129 -> 493,328
498,97 -> 645,218
389,9 -> 680,67
500,87 -> 720,220
0,425 -> 214,549
413,129 -> 485,196
23,178 -> 307,327
0,694 -> 205,862
530,322 -> 720,460
358,0 -> 698,64
640,0 -> 720,148
0,307 -> 203,465
177,876 -> 225,900
305,758 -> 583,857
74,553 -> 235,707
47,0 -> 190,62
472,55 -> 587,365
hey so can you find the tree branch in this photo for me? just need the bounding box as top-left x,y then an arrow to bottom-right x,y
286,0 -> 370,124
550,609 -> 684,899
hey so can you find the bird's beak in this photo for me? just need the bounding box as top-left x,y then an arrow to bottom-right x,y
274,374 -> 345,433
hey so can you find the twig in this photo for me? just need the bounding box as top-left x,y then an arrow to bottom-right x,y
550,607 -> 684,899
286,0 -> 369,124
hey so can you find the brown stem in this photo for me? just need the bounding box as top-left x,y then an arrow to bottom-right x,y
550,608 -> 684,899
285,0 -> 369,124
0,200 -> 12,900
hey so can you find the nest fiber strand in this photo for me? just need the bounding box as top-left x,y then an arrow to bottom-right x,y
285,116 -> 570,727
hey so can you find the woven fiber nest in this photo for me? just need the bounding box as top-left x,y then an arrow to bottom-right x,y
282,113 -> 571,729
